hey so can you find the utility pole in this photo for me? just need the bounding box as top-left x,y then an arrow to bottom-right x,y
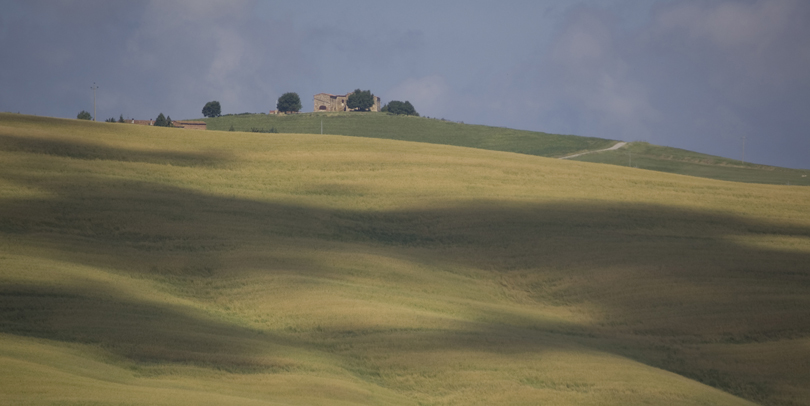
90,82 -> 98,122
741,136 -> 747,164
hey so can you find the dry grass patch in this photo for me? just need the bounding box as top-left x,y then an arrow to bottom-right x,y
1,114 -> 808,405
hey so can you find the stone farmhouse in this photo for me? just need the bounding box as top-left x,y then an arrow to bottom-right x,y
314,92 -> 381,112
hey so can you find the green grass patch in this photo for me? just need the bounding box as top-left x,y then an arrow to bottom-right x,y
573,142 -> 810,186
202,111 -> 616,158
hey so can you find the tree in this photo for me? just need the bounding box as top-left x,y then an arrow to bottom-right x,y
77,110 -> 92,120
105,117 -> 116,123
154,113 -> 168,127
166,115 -> 173,127
276,92 -> 302,113
382,100 -> 419,116
202,101 -> 221,118
118,114 -> 125,123
346,89 -> 375,111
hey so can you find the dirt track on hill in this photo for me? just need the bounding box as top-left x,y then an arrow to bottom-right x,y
560,141 -> 627,159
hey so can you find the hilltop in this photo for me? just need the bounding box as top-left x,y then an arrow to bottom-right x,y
1,113 -> 809,405
202,112 -> 810,186
202,112 -> 616,158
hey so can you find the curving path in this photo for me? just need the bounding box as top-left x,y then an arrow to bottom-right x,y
559,141 -> 627,160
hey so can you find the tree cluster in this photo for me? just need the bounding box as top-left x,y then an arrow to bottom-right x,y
77,110 -> 92,120
197,90 -> 385,119
382,100 -> 418,116
154,113 -> 172,127
104,114 -> 128,123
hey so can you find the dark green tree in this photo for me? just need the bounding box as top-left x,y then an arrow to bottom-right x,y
77,110 -> 92,120
381,100 -> 419,116
118,114 -> 125,123
276,92 -> 302,113
166,115 -> 173,127
105,117 -> 116,122
346,89 -> 374,111
154,113 -> 168,127
202,101 -> 221,117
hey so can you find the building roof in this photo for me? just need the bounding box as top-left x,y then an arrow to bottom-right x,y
315,92 -> 381,99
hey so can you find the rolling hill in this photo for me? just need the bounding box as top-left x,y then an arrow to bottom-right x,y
202,112 -> 616,159
203,112 -> 810,186
2,112 -> 810,405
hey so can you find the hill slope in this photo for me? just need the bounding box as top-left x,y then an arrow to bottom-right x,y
203,112 -> 616,158
571,141 -> 810,186
2,113 -> 810,405
203,113 -> 809,185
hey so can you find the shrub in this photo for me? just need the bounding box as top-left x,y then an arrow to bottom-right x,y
277,92 -> 302,113
202,101 -> 221,118
347,89 -> 375,111
382,100 -> 419,116
250,127 -> 278,133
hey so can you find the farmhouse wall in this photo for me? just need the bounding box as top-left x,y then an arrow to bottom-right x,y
314,92 -> 381,112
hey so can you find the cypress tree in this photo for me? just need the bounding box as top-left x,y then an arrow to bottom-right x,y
154,113 -> 167,127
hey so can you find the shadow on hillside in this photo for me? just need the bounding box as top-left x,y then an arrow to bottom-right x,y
2,168 -> 809,316
0,283 -> 298,373
0,133 -> 230,167
1,159 -> 809,402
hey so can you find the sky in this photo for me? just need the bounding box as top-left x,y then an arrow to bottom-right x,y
1,0 -> 808,169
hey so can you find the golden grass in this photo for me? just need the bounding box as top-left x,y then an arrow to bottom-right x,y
1,113 -> 808,405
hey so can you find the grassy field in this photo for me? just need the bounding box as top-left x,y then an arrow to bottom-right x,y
2,113 -> 810,405
201,112 -> 616,158
201,112 -> 809,186
571,142 -> 810,186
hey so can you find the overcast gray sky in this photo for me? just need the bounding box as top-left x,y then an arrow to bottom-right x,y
1,0 -> 808,169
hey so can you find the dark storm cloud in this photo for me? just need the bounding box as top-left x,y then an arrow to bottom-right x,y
1,1 -> 144,115
0,0 -> 308,120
